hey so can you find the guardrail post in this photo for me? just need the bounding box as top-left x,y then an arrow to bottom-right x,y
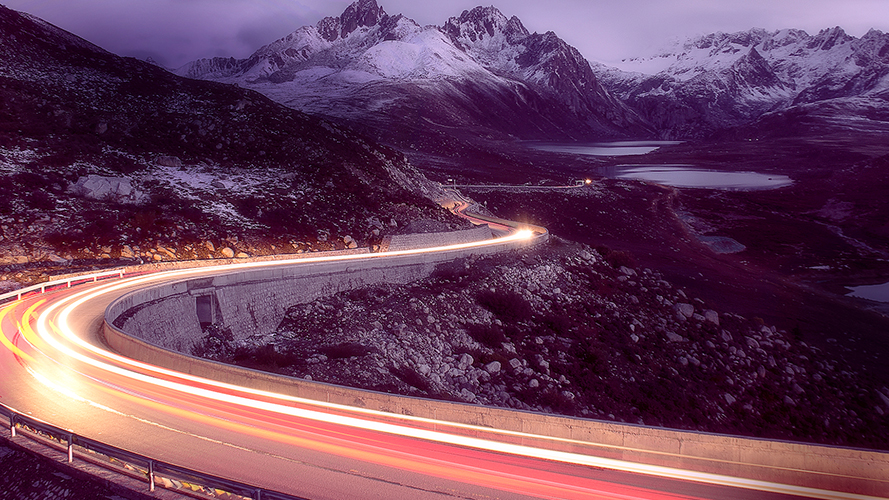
255,489 -> 262,500
148,460 -> 155,492
67,433 -> 74,463
9,414 -> 15,437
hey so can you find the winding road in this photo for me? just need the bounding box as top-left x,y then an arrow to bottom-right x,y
0,215 -> 884,499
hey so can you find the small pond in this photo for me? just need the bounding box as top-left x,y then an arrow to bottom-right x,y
847,282 -> 889,302
606,165 -> 793,190
526,141 -> 682,157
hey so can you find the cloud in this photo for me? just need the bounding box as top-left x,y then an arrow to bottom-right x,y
5,0 -> 342,67
4,0 -> 889,67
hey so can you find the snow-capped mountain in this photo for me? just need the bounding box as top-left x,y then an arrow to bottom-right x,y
176,0 -> 652,147
596,27 -> 889,138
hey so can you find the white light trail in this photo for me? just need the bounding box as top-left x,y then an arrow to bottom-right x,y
14,234 -> 878,500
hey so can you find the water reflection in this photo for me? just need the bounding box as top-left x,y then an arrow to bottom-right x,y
526,141 -> 682,157
847,282 -> 889,302
604,165 -> 793,190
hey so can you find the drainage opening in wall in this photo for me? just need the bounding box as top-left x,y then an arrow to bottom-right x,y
195,294 -> 217,330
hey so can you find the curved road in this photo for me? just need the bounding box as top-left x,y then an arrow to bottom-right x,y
0,228 -> 874,499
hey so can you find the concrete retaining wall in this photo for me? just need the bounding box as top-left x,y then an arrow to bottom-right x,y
107,228 -> 541,353
386,225 -> 494,251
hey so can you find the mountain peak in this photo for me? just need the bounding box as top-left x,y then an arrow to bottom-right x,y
809,26 -> 852,51
442,6 -> 529,47
317,0 -> 387,42
341,0 -> 386,35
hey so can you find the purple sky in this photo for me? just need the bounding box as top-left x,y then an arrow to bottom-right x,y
4,0 -> 888,68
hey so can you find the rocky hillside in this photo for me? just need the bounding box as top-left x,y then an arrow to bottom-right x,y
0,4 -> 460,281
194,241 -> 889,449
595,27 -> 889,138
175,0 -> 651,150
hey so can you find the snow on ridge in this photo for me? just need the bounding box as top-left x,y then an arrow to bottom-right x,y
603,25 -> 882,94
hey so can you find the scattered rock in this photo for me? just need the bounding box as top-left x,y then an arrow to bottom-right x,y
220,247 -> 235,258
484,361 -> 501,374
703,310 -> 719,325
666,332 -> 686,342
674,303 -> 695,319
45,253 -> 68,264
457,353 -> 473,370
156,155 -> 182,167
69,175 -> 139,202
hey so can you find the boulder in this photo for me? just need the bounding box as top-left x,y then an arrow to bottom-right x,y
457,353 -> 474,371
70,175 -> 138,202
45,253 -> 68,264
220,247 -> 235,258
484,361 -> 501,374
703,310 -> 720,325
674,303 -> 695,319
666,332 -> 686,342
156,246 -> 176,258
156,155 -> 182,167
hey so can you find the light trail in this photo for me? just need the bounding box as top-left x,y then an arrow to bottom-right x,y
0,224 -> 883,499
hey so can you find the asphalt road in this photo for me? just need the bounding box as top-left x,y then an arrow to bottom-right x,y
0,240 -> 851,500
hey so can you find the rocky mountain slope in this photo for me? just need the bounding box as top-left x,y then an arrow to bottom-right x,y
195,241 -> 889,449
0,4 -> 460,278
175,0 -> 652,150
596,27 -> 889,138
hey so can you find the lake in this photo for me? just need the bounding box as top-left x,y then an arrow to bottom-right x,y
847,282 -> 889,302
526,141 -> 682,157
606,165 -> 793,190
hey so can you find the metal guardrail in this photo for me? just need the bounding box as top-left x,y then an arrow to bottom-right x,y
0,402 -> 306,499
0,267 -> 308,499
0,268 -> 126,304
